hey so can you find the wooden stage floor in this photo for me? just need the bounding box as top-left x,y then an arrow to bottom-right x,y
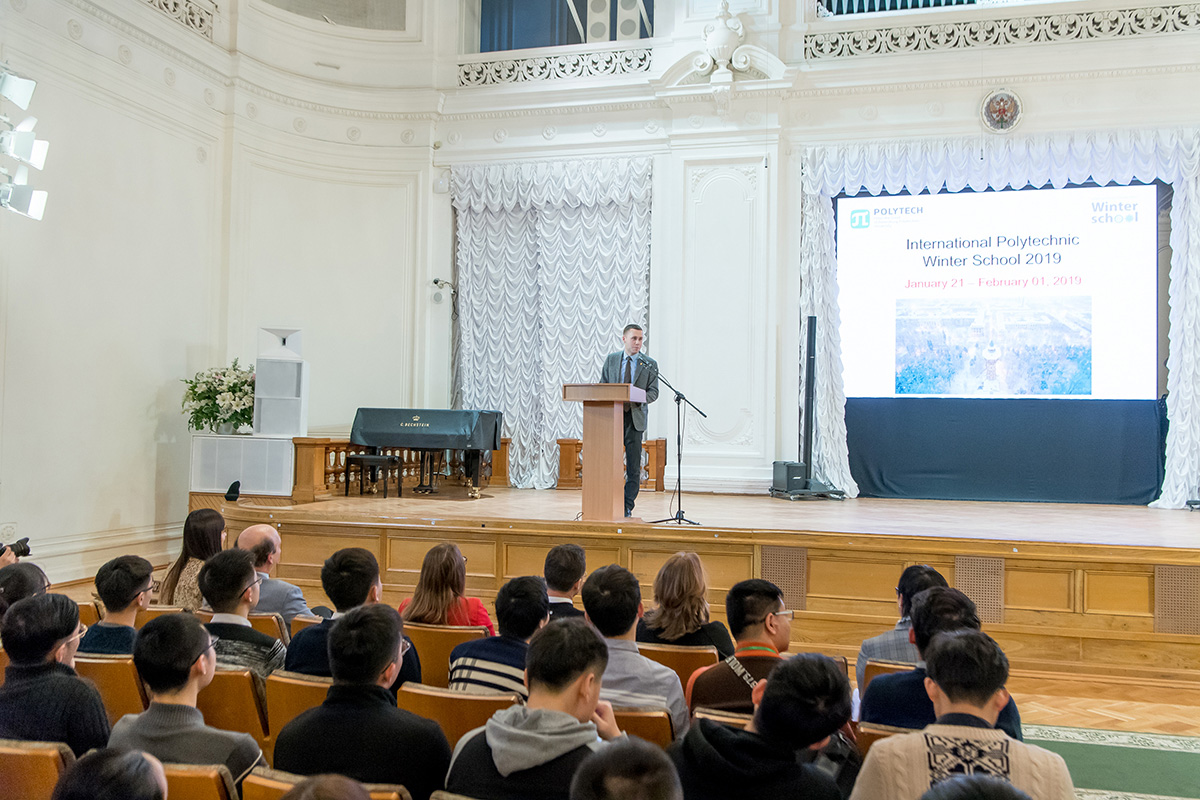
275,487 -> 1200,550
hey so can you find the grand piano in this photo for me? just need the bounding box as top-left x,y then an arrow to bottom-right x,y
346,408 -> 503,498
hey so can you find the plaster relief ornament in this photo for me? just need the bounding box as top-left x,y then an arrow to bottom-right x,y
704,1 -> 745,79
981,89 -> 1022,133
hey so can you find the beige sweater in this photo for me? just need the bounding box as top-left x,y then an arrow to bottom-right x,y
849,723 -> 1075,800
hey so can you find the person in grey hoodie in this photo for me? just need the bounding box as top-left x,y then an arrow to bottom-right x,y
667,653 -> 851,800
445,618 -> 624,800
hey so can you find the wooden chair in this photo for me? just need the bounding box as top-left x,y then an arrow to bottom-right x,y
244,766 -> 412,800
854,722 -> 913,757
0,738 -> 75,800
612,707 -> 674,748
290,615 -> 323,634
0,648 -> 8,688
163,763 -> 238,800
264,671 -> 331,756
861,659 -> 914,692
637,643 -> 719,689
74,654 -> 149,725
135,607 -> 213,628
77,601 -> 102,626
197,669 -> 269,754
396,683 -> 518,748
692,707 -> 753,730
249,612 -> 290,645
431,793 -> 485,800
401,623 -> 488,688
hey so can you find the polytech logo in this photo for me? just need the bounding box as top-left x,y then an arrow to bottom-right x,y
849,209 -> 870,229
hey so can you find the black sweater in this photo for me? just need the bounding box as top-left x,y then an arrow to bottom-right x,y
0,661 -> 111,756
273,683 -> 451,800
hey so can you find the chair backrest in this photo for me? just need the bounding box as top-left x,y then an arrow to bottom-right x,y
401,623 -> 488,688
637,643 -> 719,689
0,648 -> 8,688
861,659 -> 914,692
264,671 -> 331,747
74,655 -> 149,725
396,682 -> 518,748
196,669 -> 269,752
692,707 -> 753,730
77,601 -> 102,627
244,766 -> 411,800
431,793 -> 486,800
135,607 -> 214,628
854,722 -> 913,757
290,616 -> 323,634
612,707 -> 674,748
0,738 -> 75,800
248,613 -> 290,646
163,763 -> 238,800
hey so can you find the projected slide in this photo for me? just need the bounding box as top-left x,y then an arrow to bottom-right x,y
837,184 -> 1158,400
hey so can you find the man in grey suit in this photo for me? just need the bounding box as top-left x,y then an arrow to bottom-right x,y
236,524 -> 315,630
600,323 -> 659,517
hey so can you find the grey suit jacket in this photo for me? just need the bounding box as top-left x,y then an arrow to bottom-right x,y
600,351 -> 659,432
254,572 -> 313,627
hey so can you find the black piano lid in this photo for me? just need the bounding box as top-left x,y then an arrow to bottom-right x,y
350,408 -> 503,451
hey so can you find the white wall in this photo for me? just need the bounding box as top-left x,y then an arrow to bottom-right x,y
1,0 -> 1197,578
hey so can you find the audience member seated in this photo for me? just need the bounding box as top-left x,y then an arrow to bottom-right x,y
161,508 -> 226,611
856,564 -> 947,689
446,618 -> 622,800
581,564 -> 688,739
199,549 -> 287,681
849,630 -> 1074,800
285,547 -> 420,687
279,774 -> 371,800
920,774 -> 1034,800
79,555 -> 155,655
570,736 -> 682,800
399,542 -> 495,635
636,552 -> 734,658
669,654 -> 850,800
0,593 -> 110,755
110,612 -> 265,788
50,747 -> 168,800
236,524 -> 315,627
544,544 -> 586,621
0,562 -> 51,621
860,587 -> 1022,739
449,575 -> 548,698
686,579 -> 791,713
273,604 -> 451,800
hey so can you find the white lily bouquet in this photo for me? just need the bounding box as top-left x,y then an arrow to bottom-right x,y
182,359 -> 256,433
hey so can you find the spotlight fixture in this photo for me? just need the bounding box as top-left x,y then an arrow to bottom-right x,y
0,117 -> 49,170
0,166 -> 47,220
0,69 -> 36,111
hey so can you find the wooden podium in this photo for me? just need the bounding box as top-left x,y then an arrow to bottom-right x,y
563,383 -> 646,521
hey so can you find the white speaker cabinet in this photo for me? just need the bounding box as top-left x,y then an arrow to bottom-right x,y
190,434 -> 294,497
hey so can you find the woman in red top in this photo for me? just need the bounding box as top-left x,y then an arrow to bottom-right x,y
398,541 -> 494,635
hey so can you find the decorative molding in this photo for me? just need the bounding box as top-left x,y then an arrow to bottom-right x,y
230,78 -> 438,122
142,0 -> 216,41
1024,725 -> 1200,753
458,48 -> 653,87
67,18 -> 84,39
117,44 -> 133,64
804,3 -> 1200,60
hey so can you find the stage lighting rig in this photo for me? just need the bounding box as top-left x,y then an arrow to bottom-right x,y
0,68 -> 36,110
0,165 -> 47,220
0,66 -> 47,220
0,117 -> 49,170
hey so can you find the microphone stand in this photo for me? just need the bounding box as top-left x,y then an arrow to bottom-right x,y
648,364 -> 706,525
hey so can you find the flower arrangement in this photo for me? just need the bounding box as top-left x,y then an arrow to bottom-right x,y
182,359 -> 256,433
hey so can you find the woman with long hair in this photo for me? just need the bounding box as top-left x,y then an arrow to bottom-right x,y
637,551 -> 734,657
159,508 -> 226,610
399,542 -> 494,635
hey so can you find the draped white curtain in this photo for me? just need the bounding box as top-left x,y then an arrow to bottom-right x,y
452,157 -> 652,488
799,129 -> 1200,507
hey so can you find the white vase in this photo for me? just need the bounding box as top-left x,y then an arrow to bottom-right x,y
216,421 -> 235,435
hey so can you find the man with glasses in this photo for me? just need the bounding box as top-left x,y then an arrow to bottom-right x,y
79,555 -> 155,655
110,612 -> 265,791
0,593 -> 111,756
198,549 -> 285,682
686,579 -> 793,714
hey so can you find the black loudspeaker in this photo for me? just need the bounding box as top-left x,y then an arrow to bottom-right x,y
773,461 -> 806,492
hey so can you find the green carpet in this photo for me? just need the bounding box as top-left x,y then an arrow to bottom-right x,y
1024,725 -> 1200,800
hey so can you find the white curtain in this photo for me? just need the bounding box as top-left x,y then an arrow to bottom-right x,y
799,129 -> 1200,507
452,157 -> 652,488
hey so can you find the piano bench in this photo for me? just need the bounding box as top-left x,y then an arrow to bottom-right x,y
345,453 -> 402,498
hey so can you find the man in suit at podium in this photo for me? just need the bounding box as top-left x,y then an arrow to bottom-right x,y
600,324 -> 659,518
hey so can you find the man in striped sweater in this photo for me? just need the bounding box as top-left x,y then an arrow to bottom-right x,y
199,549 -> 285,683
449,575 -> 549,699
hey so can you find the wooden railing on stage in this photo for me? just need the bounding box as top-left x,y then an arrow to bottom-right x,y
290,437 -> 666,504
